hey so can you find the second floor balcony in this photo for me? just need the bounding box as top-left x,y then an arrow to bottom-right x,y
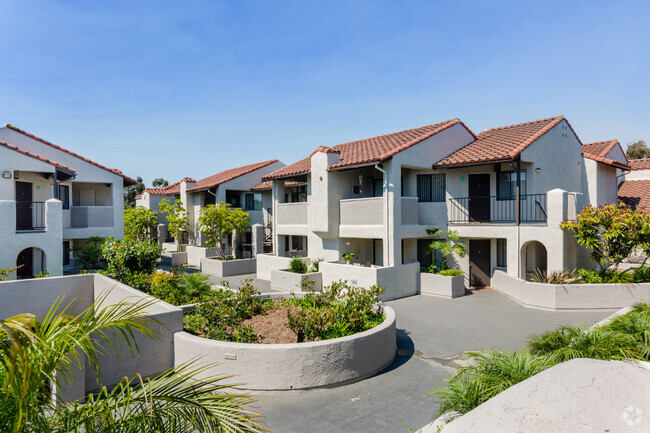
448,193 -> 548,224
276,202 -> 308,226
70,206 -> 114,228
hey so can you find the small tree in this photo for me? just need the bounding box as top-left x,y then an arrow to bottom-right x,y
426,228 -> 467,271
123,176 -> 145,208
124,206 -> 158,242
197,202 -> 251,259
152,177 -> 169,188
158,199 -> 189,252
626,140 -> 650,160
560,203 -> 650,271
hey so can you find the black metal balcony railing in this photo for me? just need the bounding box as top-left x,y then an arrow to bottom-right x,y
448,194 -> 547,224
16,201 -> 46,231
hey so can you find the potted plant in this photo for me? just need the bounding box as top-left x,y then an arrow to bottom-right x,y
343,252 -> 356,265
420,228 -> 467,298
197,202 -> 256,277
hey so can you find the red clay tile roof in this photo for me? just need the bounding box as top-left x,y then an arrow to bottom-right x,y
188,159 -> 279,192
264,119 -> 471,180
140,181 -> 183,197
619,179 -> 650,212
0,139 -> 77,174
251,180 -> 305,191
582,140 -> 630,170
629,159 -> 650,171
435,116 -> 569,167
4,124 -> 136,184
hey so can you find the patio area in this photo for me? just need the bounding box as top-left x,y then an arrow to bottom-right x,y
254,289 -> 613,433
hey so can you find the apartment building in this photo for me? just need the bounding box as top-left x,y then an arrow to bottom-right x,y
262,116 -> 629,297
0,124 -> 135,279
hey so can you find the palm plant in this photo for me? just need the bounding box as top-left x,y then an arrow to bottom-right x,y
426,228 -> 466,271
428,350 -> 555,419
0,294 -> 266,433
527,325 -> 643,362
529,268 -> 580,284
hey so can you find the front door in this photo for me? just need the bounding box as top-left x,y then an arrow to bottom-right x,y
468,174 -> 490,222
17,248 -> 33,279
469,239 -> 491,288
15,181 -> 33,230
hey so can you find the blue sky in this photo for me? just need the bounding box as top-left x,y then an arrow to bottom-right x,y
1,0 -> 649,185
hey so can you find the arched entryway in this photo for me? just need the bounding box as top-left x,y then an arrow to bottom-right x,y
521,241 -> 547,280
16,247 -> 46,279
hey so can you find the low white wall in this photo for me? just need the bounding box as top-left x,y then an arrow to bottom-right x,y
200,257 -> 257,277
420,273 -> 465,299
185,245 -> 218,267
174,306 -> 397,392
256,254 -> 310,280
320,262 -> 419,300
270,269 -> 323,292
493,270 -> 650,310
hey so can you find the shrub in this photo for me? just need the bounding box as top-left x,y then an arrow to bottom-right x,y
102,238 -> 162,278
633,266 -> 650,283
577,268 -> 633,284
530,269 -> 579,284
310,259 -> 323,273
286,281 -> 385,341
149,272 -> 213,306
119,271 -> 154,293
73,236 -> 104,270
178,272 -> 212,301
438,269 -> 463,277
288,257 -> 308,274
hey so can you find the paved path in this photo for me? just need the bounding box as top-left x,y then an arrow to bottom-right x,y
254,290 -> 613,433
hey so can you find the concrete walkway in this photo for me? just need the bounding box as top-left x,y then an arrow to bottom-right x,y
254,289 -> 613,433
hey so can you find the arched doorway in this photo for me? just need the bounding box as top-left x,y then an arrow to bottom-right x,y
16,247 -> 46,279
521,241 -> 547,280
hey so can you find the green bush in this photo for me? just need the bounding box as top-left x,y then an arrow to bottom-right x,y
438,269 -> 463,277
310,259 -> 322,273
102,237 -> 162,278
288,256 -> 308,274
633,266 -> 650,283
118,271 -> 154,293
577,268 -> 633,284
149,272 -> 213,306
530,269 -> 579,284
73,236 -> 104,270
285,281 -> 385,341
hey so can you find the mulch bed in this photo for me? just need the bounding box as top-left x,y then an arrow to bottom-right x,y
242,305 -> 300,344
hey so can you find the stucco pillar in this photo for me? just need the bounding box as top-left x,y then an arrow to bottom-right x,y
157,224 -> 167,244
45,199 -> 63,277
251,224 -> 264,257
272,180 -> 285,256
545,189 -> 568,273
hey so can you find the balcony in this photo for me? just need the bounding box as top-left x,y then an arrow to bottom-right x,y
340,197 -> 383,226
16,201 -> 46,231
70,206 -> 114,228
448,194 -> 547,224
276,202 -> 308,226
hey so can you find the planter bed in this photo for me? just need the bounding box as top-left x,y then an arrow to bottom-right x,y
420,272 -> 466,299
200,257 -> 257,277
271,269 -> 323,292
174,305 -> 396,391
493,270 -> 650,310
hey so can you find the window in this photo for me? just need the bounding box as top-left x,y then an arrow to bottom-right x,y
284,185 -> 307,203
497,171 -> 526,200
204,189 -> 215,206
291,235 -> 304,251
225,190 -> 241,207
58,185 -> 69,209
245,193 -> 262,211
417,174 -> 446,202
497,239 -> 507,268
417,239 -> 442,270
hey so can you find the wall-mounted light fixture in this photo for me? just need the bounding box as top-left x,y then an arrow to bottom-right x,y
535,168 -> 542,174
2,171 -> 11,179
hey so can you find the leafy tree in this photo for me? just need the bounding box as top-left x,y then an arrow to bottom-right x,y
152,178 -> 169,188
0,265 -> 21,281
158,199 -> 189,252
626,140 -> 650,160
72,236 -> 104,270
123,176 -> 145,208
426,228 -> 467,271
0,296 -> 266,432
197,202 -> 251,259
124,206 -> 158,242
560,203 -> 650,271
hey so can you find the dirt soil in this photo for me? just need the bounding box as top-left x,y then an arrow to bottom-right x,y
242,305 -> 299,344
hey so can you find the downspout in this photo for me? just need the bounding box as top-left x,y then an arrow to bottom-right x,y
374,164 -> 389,266
516,156 -> 521,279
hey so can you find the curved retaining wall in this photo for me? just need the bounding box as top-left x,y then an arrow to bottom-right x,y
174,306 -> 397,392
493,270 -> 650,310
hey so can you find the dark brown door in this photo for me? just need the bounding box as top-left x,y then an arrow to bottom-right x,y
15,181 -> 33,230
469,239 -> 491,288
17,248 -> 33,279
468,174 -> 490,222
